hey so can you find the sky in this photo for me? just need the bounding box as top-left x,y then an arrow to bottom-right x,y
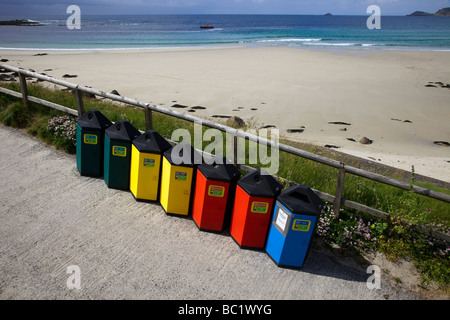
1,0 -> 450,16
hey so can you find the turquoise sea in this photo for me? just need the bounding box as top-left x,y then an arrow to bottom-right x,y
1,14 -> 450,51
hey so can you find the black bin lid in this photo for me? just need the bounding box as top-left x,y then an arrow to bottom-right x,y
76,110 -> 112,131
163,142 -> 203,168
277,184 -> 323,216
237,169 -> 281,198
105,120 -> 141,142
132,130 -> 172,154
198,156 -> 241,183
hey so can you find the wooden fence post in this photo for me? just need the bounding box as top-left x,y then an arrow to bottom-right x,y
18,73 -> 29,108
74,88 -> 84,117
334,163 -> 346,219
145,105 -> 153,130
233,135 -> 238,166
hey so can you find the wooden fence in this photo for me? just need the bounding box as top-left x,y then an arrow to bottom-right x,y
0,63 -> 449,241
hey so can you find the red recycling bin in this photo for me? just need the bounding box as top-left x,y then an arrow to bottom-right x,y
229,169 -> 282,249
192,157 -> 241,232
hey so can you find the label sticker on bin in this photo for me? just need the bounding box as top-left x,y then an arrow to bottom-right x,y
175,171 -> 187,181
275,207 -> 289,231
112,146 -> 127,157
251,201 -> 269,214
143,158 -> 155,167
208,185 -> 225,197
292,219 -> 311,232
84,134 -> 98,145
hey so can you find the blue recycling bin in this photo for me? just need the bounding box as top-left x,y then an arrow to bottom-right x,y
265,184 -> 323,268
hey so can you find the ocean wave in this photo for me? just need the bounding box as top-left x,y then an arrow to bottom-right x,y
303,42 -> 356,47
0,46 -> 190,51
301,42 -> 386,48
258,38 -> 322,43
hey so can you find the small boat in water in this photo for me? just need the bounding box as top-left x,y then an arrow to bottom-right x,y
200,25 -> 214,29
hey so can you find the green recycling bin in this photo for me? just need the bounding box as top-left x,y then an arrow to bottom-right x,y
76,110 -> 112,177
104,120 -> 141,190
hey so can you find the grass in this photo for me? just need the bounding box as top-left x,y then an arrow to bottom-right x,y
0,81 -> 449,290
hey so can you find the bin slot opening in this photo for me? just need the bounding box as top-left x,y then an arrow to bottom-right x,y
290,191 -> 310,204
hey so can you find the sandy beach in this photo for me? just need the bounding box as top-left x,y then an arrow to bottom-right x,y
1,47 -> 449,182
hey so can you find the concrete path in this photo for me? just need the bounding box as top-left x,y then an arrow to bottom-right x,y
0,124 -> 418,300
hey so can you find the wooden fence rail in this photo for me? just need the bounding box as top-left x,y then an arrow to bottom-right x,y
0,63 -> 449,242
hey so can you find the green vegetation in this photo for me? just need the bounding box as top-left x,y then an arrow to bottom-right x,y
317,204 -> 449,287
1,81 -> 448,290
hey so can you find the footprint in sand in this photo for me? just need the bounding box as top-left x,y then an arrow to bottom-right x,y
212,115 -> 232,119
328,121 -> 351,126
287,129 -> 304,133
171,104 -> 188,108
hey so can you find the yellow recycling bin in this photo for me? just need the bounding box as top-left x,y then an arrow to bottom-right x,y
159,142 -> 202,216
129,130 -> 172,202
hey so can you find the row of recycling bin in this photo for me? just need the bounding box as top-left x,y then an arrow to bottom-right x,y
76,110 -> 323,268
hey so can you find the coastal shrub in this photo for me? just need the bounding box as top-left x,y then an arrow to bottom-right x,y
412,235 -> 450,287
47,115 -> 77,153
377,215 -> 450,287
344,173 -> 450,230
0,101 -> 29,128
316,202 -> 387,254
316,202 -> 449,288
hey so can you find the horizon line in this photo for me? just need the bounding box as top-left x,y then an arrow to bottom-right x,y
0,12 -> 434,17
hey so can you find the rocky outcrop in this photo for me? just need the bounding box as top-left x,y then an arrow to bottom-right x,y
359,137 -> 373,145
407,7 -> 450,16
62,74 -> 77,78
329,121 -> 351,126
435,8 -> 450,16
0,19 -> 43,26
434,141 -> 450,147
287,129 -> 304,133
0,74 -> 15,82
226,116 -> 246,128
171,103 -> 188,108
407,11 -> 433,16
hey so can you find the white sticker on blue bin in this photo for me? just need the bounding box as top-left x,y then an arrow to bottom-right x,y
275,207 -> 288,232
